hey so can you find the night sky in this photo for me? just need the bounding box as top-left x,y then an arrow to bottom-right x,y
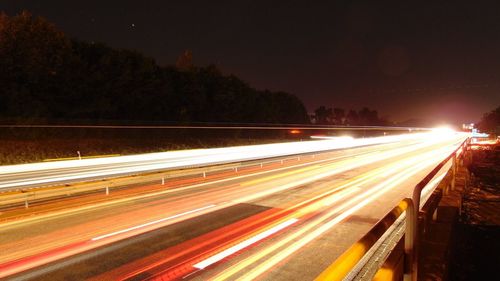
2,1 -> 500,125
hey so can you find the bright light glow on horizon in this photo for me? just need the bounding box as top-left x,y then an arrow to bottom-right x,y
431,126 -> 456,134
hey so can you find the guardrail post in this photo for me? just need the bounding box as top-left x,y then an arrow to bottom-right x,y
458,145 -> 464,166
465,141 -> 472,164
451,153 -> 457,191
432,209 -> 438,221
235,167 -> 238,172
404,197 -> 417,281
105,186 -> 109,195
25,198 -> 29,209
161,177 -> 165,185
260,163 -> 263,168
465,170 -> 468,189
203,171 -> 206,178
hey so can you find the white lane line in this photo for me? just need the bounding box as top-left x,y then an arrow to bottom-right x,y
193,218 -> 299,270
91,204 -> 216,241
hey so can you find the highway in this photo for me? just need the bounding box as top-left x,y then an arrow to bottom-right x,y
0,133 -> 431,190
0,131 -> 467,280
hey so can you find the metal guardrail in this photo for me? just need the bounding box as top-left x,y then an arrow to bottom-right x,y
316,138 -> 469,281
2,135 -> 426,208
0,152 -> 326,209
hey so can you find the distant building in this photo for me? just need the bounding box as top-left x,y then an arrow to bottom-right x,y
462,123 -> 475,130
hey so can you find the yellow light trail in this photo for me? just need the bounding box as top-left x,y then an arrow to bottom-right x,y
209,145 -> 456,280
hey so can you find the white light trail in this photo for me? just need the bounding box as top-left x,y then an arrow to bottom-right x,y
193,218 -> 299,269
0,132 -> 467,190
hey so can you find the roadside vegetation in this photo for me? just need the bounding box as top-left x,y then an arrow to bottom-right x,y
0,127 -> 306,165
477,105 -> 500,135
0,11 -> 309,125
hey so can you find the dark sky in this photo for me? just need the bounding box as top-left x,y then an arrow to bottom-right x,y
2,1 -> 500,125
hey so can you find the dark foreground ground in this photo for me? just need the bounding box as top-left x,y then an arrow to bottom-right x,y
449,143 -> 500,281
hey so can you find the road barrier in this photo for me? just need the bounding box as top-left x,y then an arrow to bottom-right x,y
316,138 -> 469,281
0,152 -> 326,209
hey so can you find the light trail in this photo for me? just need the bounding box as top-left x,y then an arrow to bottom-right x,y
193,218 -> 299,270
0,148 -> 388,229
3,132 -> 453,230
166,162 -> 401,275
101,163 -> 392,281
80,143 -> 438,281
0,139 -> 436,277
91,204 -> 216,241
0,131 -> 467,280
229,135 -> 460,205
111,140 -> 461,280
0,132 -> 454,190
208,145 -> 457,280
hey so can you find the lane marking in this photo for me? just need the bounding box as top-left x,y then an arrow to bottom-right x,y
91,204 -> 216,241
193,218 -> 299,269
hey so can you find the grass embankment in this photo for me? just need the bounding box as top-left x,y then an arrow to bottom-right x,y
0,127 -> 308,165
0,126 -> 390,165
0,137 -> 297,165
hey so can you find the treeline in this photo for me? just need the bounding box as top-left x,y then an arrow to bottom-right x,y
477,106 -> 500,134
312,106 -> 392,126
0,11 -> 309,124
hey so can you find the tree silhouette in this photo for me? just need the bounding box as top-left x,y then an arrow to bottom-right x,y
346,109 -> 359,125
333,108 -> 345,125
0,11 -> 73,119
0,12 -> 311,125
314,106 -> 333,125
477,106 -> 500,133
358,107 -> 379,125
312,106 -> 389,126
176,50 -> 193,70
